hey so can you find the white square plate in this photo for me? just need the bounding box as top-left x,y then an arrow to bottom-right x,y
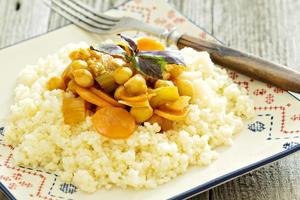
0,0 -> 299,199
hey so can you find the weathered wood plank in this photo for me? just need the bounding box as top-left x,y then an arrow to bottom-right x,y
169,0 -> 213,34
210,153 -> 300,200
0,0 -> 51,48
212,0 -> 300,71
0,192 -> 6,200
212,0 -> 300,199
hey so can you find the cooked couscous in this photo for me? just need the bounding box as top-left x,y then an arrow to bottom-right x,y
4,38 -> 254,193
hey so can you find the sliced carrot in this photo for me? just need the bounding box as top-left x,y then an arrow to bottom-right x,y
115,85 -> 156,102
90,87 -> 124,107
92,107 -> 136,139
61,65 -> 72,86
118,99 -> 150,107
154,108 -> 190,121
137,37 -> 165,51
160,96 -> 191,112
74,84 -> 113,107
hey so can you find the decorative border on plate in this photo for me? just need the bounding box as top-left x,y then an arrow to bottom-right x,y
0,1 -> 299,200
169,144 -> 300,200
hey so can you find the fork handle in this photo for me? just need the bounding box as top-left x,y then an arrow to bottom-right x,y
177,34 -> 300,93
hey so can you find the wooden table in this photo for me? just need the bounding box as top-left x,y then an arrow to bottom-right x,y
0,0 -> 299,199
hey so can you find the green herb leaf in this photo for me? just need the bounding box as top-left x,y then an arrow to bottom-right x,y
133,50 -> 186,79
133,55 -> 166,79
118,34 -> 138,53
137,50 -> 186,66
90,44 -> 126,58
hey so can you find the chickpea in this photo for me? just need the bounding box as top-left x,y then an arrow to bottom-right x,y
67,80 -> 77,93
69,50 -> 80,60
154,80 -> 174,88
113,67 -> 133,84
86,58 -> 96,66
72,69 -> 94,88
61,65 -> 72,84
111,58 -> 126,68
88,48 -> 101,59
124,74 -> 147,95
166,64 -> 185,78
78,48 -> 92,60
170,66 -> 185,78
174,79 -> 194,97
47,76 -> 66,91
162,72 -> 171,80
69,60 -> 88,71
130,106 -> 153,123
114,86 -> 125,100
89,62 -> 105,77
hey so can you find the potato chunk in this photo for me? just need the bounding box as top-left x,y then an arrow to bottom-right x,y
124,74 -> 147,95
150,86 -> 179,108
47,76 -> 66,90
62,97 -> 86,124
130,106 -> 153,123
174,79 -> 194,97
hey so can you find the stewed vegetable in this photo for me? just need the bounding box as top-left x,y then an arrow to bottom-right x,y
62,96 -> 86,124
154,80 -> 174,88
47,76 -> 66,91
124,74 -> 148,95
47,35 -> 194,139
130,106 -> 153,123
174,79 -> 194,97
73,69 -> 94,87
113,67 -> 133,84
150,86 -> 180,107
92,107 -> 136,139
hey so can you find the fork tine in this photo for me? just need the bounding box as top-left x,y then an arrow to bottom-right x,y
59,0 -> 118,26
44,0 -> 110,33
66,0 -> 120,22
49,0 -> 114,31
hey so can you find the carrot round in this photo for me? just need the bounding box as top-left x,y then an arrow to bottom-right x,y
137,37 -> 165,51
92,107 -> 136,139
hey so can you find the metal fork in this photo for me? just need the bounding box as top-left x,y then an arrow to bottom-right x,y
43,0 -> 179,44
44,0 -> 300,93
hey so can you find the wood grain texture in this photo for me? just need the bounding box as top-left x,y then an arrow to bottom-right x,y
0,192 -> 6,200
211,0 -> 300,199
0,0 -> 50,48
0,0 -> 299,200
169,0 -> 213,34
213,0 -> 300,71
